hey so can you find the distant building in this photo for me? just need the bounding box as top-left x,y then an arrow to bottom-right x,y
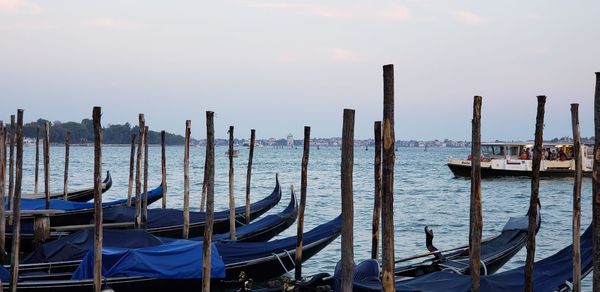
287,133 -> 293,146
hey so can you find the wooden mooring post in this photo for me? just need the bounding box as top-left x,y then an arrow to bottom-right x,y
127,133 -> 136,207
63,131 -> 70,200
142,126 -> 149,227
571,103 -> 582,292
295,126 -> 310,280
592,72 -> 600,291
92,106 -> 103,292
183,120 -> 191,239
34,126 -> 39,194
228,126 -> 236,240
44,121 -> 50,209
340,109 -> 355,291
245,129 -> 255,224
469,96 -> 483,291
525,95 -> 546,292
202,111 -> 215,291
372,121 -> 382,260
381,64 -> 396,292
135,114 -> 145,228
8,115 -> 14,224
0,123 -> 6,263
161,130 -> 167,209
9,109 -> 24,292
200,158 -> 207,212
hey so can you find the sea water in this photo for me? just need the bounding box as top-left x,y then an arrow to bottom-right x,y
15,145 -> 592,289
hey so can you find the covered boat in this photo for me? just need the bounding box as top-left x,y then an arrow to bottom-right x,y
21,171 -> 113,202
447,142 -> 593,178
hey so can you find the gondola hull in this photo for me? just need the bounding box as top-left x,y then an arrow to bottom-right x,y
21,171 -> 113,202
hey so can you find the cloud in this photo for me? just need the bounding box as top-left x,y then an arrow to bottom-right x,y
328,48 -> 358,62
254,2 -> 410,22
454,11 -> 483,25
90,18 -> 137,29
0,0 -> 41,14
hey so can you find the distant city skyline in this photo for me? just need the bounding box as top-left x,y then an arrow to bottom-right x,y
1,1 -> 598,140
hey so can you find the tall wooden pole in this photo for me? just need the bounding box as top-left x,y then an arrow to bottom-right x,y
134,114 -> 145,228
592,72 -> 600,291
43,122 -> 50,209
245,129 -> 256,224
127,133 -> 136,207
92,107 -> 103,292
295,126 -> 310,280
525,95 -> 546,292
142,126 -> 149,227
63,131 -> 70,201
372,121 -> 382,260
571,103 -> 582,292
381,64 -> 396,292
202,111 -> 215,291
161,130 -> 167,209
34,126 -> 39,194
183,120 -> 191,239
0,123 -> 6,263
7,115 -> 14,223
469,96 -> 483,291
340,109 -> 355,291
228,126 -> 236,240
9,109 -> 23,292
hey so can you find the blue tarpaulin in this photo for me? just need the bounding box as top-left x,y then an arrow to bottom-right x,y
15,185 -> 163,211
71,240 -> 225,280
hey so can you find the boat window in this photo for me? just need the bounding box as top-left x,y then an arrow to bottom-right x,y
482,145 -> 505,157
508,146 -> 519,156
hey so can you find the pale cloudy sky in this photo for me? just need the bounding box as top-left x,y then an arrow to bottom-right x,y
0,0 -> 598,140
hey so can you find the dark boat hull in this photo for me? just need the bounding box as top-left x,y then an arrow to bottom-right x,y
21,171 -> 112,202
447,163 -> 592,178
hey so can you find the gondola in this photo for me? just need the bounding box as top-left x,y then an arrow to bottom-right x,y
329,222 -> 591,292
21,189 -> 299,268
5,176 -> 281,253
3,215 -> 341,291
281,209 -> 540,291
21,171 -> 113,202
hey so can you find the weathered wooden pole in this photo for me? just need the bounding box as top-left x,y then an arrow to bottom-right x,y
142,126 -> 149,227
340,109 -> 355,291
295,126 -> 310,280
7,115 -> 14,223
34,126 -> 39,194
9,110 -> 24,292
92,106 -> 103,292
202,111 -> 215,291
183,120 -> 191,239
63,131 -> 70,201
245,129 -> 256,224
161,130 -> 167,209
127,133 -> 136,207
469,96 -> 483,291
525,95 -> 546,292
0,123 -> 6,263
592,72 -> 600,291
134,114 -> 145,228
571,103 -> 582,292
372,121 -> 382,260
228,126 -> 236,240
43,122 -> 50,209
381,64 -> 396,292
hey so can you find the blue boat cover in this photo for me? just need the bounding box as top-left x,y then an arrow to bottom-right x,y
215,215 -> 341,264
23,193 -> 296,264
14,185 -> 163,211
339,224 -> 593,291
103,184 -> 279,228
71,240 -> 225,280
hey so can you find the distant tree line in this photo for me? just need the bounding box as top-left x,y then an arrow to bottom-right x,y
20,119 -> 187,145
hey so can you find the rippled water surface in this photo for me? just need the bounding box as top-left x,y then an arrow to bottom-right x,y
16,145 -> 593,289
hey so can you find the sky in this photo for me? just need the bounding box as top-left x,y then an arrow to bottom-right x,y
0,0 -> 599,141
